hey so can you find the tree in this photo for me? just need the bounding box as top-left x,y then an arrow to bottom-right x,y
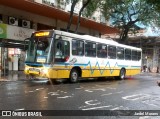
82,0 -> 100,18
100,0 -> 159,44
65,0 -> 92,33
66,0 -> 79,32
146,0 -> 160,11
146,0 -> 160,27
75,0 -> 91,33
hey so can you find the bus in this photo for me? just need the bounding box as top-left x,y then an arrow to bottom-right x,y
24,29 -> 142,83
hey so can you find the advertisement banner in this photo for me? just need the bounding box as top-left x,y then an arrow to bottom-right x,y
0,23 -> 7,38
7,25 -> 34,41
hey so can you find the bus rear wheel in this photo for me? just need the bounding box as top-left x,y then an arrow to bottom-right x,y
69,69 -> 79,83
119,68 -> 126,80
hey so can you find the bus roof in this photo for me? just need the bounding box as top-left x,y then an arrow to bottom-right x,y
53,30 -> 141,51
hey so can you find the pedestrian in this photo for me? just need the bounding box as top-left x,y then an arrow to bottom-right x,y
148,67 -> 151,72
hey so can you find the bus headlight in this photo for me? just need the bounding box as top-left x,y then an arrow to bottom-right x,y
24,67 -> 29,73
40,69 -> 48,75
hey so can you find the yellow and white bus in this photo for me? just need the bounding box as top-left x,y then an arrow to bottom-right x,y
24,29 -> 142,83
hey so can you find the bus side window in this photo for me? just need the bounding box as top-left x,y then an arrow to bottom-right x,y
117,47 -> 124,60
137,51 -> 141,60
72,39 -> 84,56
55,39 -> 70,62
132,50 -> 138,61
85,41 -> 96,57
108,45 -> 116,59
125,49 -> 131,60
97,44 -> 107,58
55,42 -> 63,57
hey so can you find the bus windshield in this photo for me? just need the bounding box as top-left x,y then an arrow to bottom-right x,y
25,34 -> 70,64
25,37 -> 54,64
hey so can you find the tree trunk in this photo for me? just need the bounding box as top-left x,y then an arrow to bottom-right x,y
75,0 -> 91,33
119,27 -> 129,44
66,0 -> 78,32
119,20 -> 139,44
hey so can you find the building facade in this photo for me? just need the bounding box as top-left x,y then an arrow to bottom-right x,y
0,0 -> 118,74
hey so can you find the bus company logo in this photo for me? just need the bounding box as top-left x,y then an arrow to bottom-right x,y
69,58 -> 77,65
2,111 -> 11,116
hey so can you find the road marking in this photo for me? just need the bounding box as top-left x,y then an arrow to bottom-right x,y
57,96 -> 72,99
110,106 -> 123,110
79,100 -> 101,109
122,94 -> 150,101
82,105 -> 112,110
15,108 -> 25,111
110,106 -> 129,110
85,88 -> 106,92
139,116 -> 149,119
144,103 -> 159,108
48,92 -> 59,96
101,93 -> 112,96
115,91 -> 123,94
85,100 -> 101,105
101,91 -> 123,96
36,88 -> 44,91
48,92 -> 56,94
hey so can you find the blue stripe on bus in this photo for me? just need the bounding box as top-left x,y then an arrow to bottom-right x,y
55,61 -> 140,75
25,61 -> 141,75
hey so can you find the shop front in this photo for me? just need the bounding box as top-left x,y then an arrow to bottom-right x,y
0,23 -> 34,75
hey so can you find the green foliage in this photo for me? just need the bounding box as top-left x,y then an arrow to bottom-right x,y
65,0 -> 160,43
146,0 -> 160,10
98,0 -> 159,43
146,0 -> 160,26
82,0 -> 100,18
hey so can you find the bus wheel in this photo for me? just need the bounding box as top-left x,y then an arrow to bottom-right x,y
119,68 -> 126,80
69,69 -> 79,83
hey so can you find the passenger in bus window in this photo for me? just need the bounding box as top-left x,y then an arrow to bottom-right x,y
45,46 -> 49,54
55,42 -> 62,58
78,51 -> 83,55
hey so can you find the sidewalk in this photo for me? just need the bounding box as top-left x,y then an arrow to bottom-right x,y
0,71 -> 26,81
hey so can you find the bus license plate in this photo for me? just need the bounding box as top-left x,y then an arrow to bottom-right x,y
29,68 -> 40,75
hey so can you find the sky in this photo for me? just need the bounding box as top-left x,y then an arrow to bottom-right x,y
144,27 -> 160,37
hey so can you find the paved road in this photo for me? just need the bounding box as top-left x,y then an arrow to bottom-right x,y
0,72 -> 160,119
